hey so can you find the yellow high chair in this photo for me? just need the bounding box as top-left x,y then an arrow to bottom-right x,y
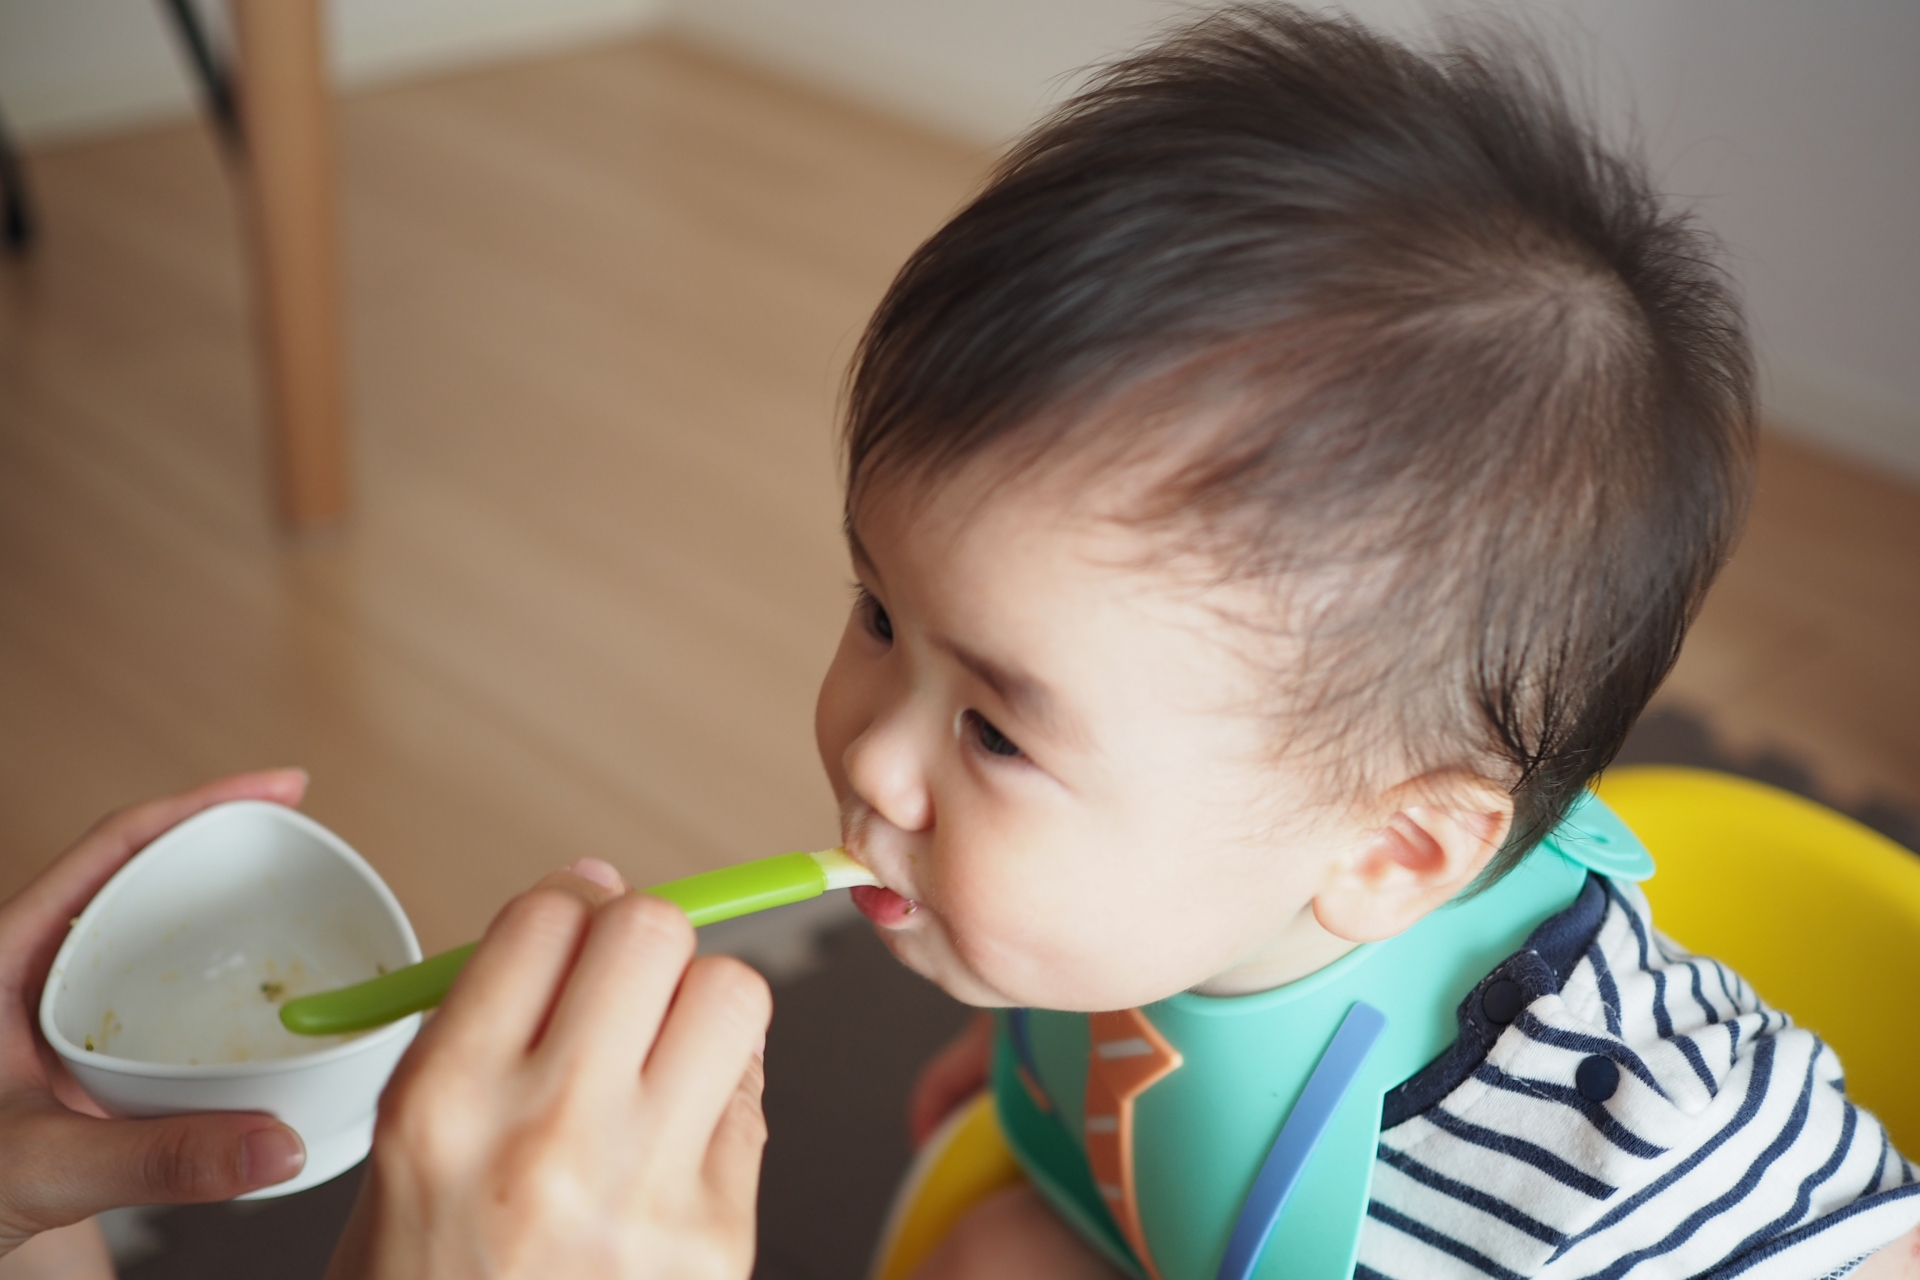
1595,765 -> 1920,1155
868,766 -> 1920,1280
869,1090 -> 1027,1280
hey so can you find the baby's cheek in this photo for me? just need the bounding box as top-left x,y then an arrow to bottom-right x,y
940,893 -> 1144,1009
927,889 -> 1065,1001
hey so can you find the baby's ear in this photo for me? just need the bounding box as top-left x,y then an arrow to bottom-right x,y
1311,772 -> 1514,944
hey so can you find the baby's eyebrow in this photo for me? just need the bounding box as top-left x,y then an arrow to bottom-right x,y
846,528 -> 892,593
937,638 -> 1087,748
846,528 -> 877,577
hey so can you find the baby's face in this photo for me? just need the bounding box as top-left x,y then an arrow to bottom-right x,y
814,464 -> 1366,1011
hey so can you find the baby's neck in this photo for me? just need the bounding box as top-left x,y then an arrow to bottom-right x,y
1188,906 -> 1361,998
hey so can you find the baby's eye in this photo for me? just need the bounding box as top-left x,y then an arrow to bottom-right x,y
857,588 -> 893,643
966,710 -> 1022,759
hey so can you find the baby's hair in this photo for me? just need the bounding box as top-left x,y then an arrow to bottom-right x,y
843,4 -> 1754,878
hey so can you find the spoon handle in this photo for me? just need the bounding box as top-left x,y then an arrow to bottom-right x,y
280,849 -> 871,1036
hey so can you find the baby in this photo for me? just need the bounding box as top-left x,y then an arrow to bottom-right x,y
808,6 -> 1920,1280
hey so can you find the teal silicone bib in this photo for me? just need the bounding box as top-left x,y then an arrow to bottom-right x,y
993,792 -> 1651,1280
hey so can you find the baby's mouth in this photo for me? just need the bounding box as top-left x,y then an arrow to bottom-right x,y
850,884 -> 920,928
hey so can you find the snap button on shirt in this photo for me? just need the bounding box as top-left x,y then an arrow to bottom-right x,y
1575,1054 -> 1620,1103
1480,978 -> 1525,1026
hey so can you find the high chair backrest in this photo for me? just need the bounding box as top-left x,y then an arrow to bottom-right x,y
1596,765 -> 1920,1155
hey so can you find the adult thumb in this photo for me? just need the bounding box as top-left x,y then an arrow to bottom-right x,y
19,1110 -> 304,1225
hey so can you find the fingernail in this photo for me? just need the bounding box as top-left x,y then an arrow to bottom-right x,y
567,857 -> 625,891
241,1126 -> 305,1187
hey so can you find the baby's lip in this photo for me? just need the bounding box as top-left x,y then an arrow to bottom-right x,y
835,829 -> 920,922
850,884 -> 920,929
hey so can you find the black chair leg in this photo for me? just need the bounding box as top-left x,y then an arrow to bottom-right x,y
157,0 -> 244,154
0,105 -> 32,255
0,2 -> 239,260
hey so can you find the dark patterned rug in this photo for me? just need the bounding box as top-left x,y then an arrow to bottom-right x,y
108,706 -> 1917,1280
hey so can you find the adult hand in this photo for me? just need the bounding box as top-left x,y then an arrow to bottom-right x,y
327,857 -> 772,1280
0,773 -> 311,1258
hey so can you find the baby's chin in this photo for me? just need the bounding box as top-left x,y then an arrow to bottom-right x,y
861,909 -> 1021,1009
862,907 -> 1162,1012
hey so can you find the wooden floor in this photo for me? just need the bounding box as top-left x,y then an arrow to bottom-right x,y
1663,435 -> 1920,817
1,39 -> 1914,950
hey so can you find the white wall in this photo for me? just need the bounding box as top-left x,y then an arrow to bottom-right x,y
1549,1 -> 1920,484
5,0 -> 1915,481
667,0 -> 1195,145
671,0 -> 1920,484
0,0 -> 665,143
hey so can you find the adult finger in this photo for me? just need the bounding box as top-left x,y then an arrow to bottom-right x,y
4,1107 -> 303,1228
420,861 -> 626,1065
535,892 -> 695,1089
1,771 -> 309,991
703,1051 -> 770,1222
641,956 -> 771,1164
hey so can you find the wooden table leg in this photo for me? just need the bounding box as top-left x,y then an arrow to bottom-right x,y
230,0 -> 350,528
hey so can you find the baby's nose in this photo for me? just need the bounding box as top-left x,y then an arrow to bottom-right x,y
843,720 -> 933,834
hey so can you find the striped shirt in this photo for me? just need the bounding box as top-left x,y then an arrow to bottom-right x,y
1358,875 -> 1920,1280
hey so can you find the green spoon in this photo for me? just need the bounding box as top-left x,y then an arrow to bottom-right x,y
280,848 -> 875,1036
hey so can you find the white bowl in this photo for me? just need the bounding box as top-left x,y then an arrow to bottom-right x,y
39,800 -> 422,1198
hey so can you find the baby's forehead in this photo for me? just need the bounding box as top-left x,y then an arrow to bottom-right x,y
854,456 -> 1298,674
850,445 -> 1181,578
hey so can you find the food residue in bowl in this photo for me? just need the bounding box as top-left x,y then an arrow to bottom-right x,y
83,1008 -> 122,1055
78,952 -> 367,1065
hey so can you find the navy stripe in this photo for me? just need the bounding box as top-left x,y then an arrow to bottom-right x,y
1607,878 -> 1715,1080
1470,1063 -> 1668,1159
1649,968 -> 1677,1038
1713,959 -> 1743,1016
1420,1106 -> 1617,1200
1654,928 -> 1692,968
1574,1046 -> 1820,1280
1512,1010 -> 1667,1097
1608,904 -> 1725,1097
1586,940 -> 1624,1036
1608,883 -> 1719,1094
1672,1028 -> 1722,1096
1366,1201 -> 1528,1280
1353,1265 -> 1392,1280
1723,961 -> 1753,1009
1605,882 -> 1659,987
1376,1144 -> 1566,1246
1721,1099 -> 1857,1259
1726,1017 -> 1743,1068
1868,1125 -> 1893,1198
1688,958 -> 1722,1026
1693,1182 -> 1920,1280
1548,1035 -> 1780,1261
